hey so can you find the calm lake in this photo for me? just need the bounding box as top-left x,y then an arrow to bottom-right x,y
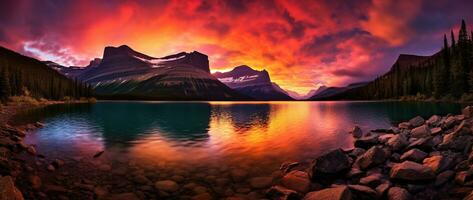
12,101 -> 465,197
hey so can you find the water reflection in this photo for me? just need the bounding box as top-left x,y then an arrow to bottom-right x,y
16,101 -> 464,166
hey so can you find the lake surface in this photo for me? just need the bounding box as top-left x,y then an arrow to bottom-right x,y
13,101 -> 465,198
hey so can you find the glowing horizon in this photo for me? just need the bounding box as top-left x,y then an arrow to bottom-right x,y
1,0 -> 473,94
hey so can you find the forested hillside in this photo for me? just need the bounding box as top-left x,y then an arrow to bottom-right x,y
316,20 -> 473,101
0,46 -> 93,102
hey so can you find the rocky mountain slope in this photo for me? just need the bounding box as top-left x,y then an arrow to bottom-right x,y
213,65 -> 293,100
67,45 -> 247,100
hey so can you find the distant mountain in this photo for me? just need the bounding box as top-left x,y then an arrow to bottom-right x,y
285,86 -> 326,100
73,45 -> 246,100
213,65 -> 293,100
0,46 -> 92,101
310,82 -> 368,100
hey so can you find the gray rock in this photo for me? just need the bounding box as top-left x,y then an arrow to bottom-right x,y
378,134 -> 396,143
442,116 -> 459,129
426,115 -> 441,127
410,125 -> 431,138
281,170 -> 311,193
355,146 -> 386,170
386,134 -> 408,152
398,122 -> 410,129
390,161 -> 435,181
454,170 -> 473,185
387,187 -> 411,200
409,116 -> 425,128
310,149 -> 350,178
434,170 -> 454,186
349,148 -> 366,158
354,135 -> 379,149
303,186 -> 352,200
400,149 -> 428,163
350,126 -> 363,138
359,173 -> 384,187
430,127 -> 442,135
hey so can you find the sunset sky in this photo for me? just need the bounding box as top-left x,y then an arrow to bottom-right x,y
1,0 -> 473,94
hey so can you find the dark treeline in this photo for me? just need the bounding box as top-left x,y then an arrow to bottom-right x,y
324,20 -> 473,101
0,46 -> 93,102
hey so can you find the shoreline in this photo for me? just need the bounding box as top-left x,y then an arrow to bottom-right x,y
0,100 -> 95,200
2,102 -> 473,199
267,106 -> 473,200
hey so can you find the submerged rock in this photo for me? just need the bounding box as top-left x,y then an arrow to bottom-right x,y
155,180 -> 179,193
281,170 -> 311,193
350,126 -> 363,138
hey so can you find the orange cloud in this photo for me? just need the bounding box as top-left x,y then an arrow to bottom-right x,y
0,0 -> 471,94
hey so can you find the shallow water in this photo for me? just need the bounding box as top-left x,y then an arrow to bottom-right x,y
13,101 -> 464,198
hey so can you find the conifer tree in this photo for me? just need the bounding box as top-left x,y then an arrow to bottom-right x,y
451,30 -> 456,53
0,67 -> 11,102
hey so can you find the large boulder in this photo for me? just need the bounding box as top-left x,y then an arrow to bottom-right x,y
0,176 -> 24,200
302,186 -> 352,200
281,170 -> 311,193
390,161 -> 435,181
386,134 -> 408,152
400,149 -> 427,163
439,131 -> 473,152
410,125 -> 431,138
355,146 -> 386,170
310,149 -> 350,178
422,155 -> 453,174
409,116 -> 425,128
387,187 -> 411,200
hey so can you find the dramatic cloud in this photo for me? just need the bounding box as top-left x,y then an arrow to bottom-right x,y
0,0 -> 472,94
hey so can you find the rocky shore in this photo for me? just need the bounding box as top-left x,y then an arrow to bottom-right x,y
267,106 -> 473,200
4,104 -> 473,200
